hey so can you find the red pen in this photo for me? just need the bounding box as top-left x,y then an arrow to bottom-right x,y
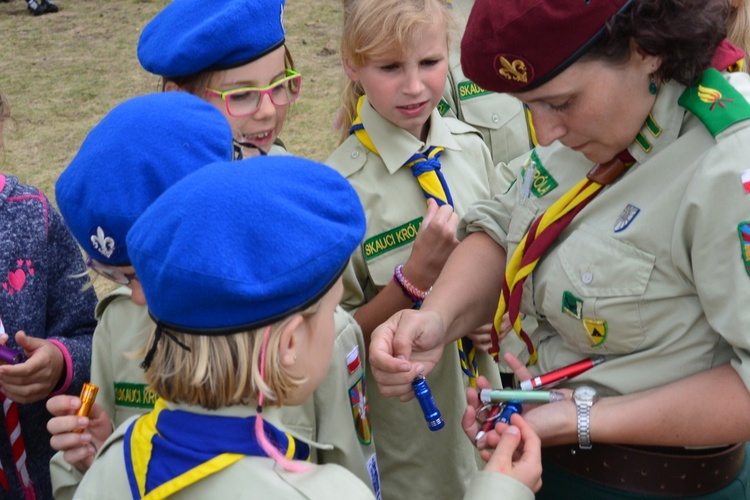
520,356 -> 605,391
475,404 -> 502,443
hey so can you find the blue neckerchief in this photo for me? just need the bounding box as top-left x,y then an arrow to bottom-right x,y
124,399 -> 310,499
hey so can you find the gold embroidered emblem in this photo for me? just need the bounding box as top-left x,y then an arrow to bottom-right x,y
697,84 -> 734,110
498,57 -> 528,83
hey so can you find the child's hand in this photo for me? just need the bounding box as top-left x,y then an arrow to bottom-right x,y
466,314 -> 512,352
47,395 -> 113,473
404,199 -> 459,288
0,331 -> 64,403
481,413 -> 543,493
461,375 -> 495,448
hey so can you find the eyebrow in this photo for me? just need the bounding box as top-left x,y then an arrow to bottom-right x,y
220,71 -> 288,89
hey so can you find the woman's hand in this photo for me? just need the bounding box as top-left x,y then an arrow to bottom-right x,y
466,314 -> 511,352
369,308 -> 447,401
46,395 -> 113,473
482,413 -> 543,493
0,331 -> 64,403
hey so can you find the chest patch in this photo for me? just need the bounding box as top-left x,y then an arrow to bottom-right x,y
363,217 -> 422,261
614,204 -> 641,233
737,222 -> 750,277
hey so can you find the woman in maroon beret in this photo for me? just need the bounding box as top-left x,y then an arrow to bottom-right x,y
367,0 -> 750,497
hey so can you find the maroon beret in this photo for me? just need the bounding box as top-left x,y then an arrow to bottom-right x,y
461,0 -> 633,93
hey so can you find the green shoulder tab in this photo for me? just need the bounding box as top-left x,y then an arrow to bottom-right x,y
437,99 -> 451,117
678,68 -> 750,137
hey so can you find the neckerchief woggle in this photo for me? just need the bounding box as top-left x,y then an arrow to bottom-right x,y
124,398 -> 310,499
490,39 -> 746,365
349,96 -> 479,387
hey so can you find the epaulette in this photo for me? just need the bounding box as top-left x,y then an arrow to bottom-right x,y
95,286 -> 133,319
325,135 -> 368,178
678,68 -> 750,137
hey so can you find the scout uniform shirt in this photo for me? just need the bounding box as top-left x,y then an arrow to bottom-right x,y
51,289 -> 378,498
459,70 -> 750,397
440,0 -> 532,174
326,97 -> 504,500
71,402 -> 375,500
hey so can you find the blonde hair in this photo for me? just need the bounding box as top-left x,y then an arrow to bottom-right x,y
728,0 -> 750,73
338,0 -> 454,144
143,299 -> 320,410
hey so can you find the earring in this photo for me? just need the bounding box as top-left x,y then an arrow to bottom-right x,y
649,79 -> 658,95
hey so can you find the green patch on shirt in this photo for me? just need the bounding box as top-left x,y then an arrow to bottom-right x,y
437,99 -> 451,116
457,80 -> 491,100
525,149 -> 558,198
364,217 -> 422,261
114,382 -> 158,409
678,68 -> 750,137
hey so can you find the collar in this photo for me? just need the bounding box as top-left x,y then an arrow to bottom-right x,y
359,95 -> 461,175
625,79 -> 688,165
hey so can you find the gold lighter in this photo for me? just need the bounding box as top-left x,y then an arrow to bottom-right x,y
73,382 -> 99,433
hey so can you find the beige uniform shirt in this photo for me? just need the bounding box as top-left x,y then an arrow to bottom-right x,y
72,403 -> 374,500
460,72 -> 750,395
326,98 -> 504,500
72,402 -> 532,500
440,0 -> 531,175
51,290 -> 378,497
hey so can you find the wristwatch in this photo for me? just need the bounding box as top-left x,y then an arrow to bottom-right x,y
573,385 -> 598,450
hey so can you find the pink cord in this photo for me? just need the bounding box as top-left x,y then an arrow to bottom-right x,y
254,326 -> 309,472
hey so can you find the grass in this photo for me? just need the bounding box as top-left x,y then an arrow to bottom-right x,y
0,0 -> 344,199
1,0 -> 345,295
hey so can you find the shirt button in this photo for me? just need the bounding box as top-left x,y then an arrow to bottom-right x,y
492,113 -> 499,123
582,272 -> 594,284
351,150 -> 360,159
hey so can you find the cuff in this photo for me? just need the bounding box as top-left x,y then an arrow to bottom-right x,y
48,339 -> 73,397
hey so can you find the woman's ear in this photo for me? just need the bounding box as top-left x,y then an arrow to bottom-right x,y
278,314 -> 306,368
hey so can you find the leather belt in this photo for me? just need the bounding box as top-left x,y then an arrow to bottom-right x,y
543,442 -> 745,496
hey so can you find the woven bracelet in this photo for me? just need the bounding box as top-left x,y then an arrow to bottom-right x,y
393,264 -> 432,304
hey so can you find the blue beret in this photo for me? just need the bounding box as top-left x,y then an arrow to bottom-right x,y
126,156 -> 366,334
138,0 -> 286,78
55,92 -> 233,266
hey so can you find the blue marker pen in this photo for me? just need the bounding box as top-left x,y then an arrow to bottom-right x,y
413,375 -> 444,431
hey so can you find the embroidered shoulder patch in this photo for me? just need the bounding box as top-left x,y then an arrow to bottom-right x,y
678,68 -> 750,137
525,149 -> 558,198
363,217 -> 422,261
114,382 -> 158,409
437,99 -> 451,117
737,222 -> 750,277
457,80 -> 491,101
349,376 -> 372,445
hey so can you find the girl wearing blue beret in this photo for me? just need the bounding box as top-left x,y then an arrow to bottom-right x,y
138,2 -> 386,493
138,0 -> 299,161
0,92 -> 97,500
71,157 -> 542,500
44,92 -> 235,500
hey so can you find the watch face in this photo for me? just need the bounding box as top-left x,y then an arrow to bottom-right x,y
574,386 -> 597,401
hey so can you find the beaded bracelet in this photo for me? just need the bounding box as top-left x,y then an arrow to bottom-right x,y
393,264 -> 432,306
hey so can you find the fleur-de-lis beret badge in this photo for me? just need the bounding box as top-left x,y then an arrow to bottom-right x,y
90,226 -> 116,259
497,57 -> 528,83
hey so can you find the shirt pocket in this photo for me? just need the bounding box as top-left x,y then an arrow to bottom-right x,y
541,224 -> 655,355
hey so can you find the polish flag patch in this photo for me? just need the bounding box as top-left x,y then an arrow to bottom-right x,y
347,346 -> 361,374
742,170 -> 750,194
